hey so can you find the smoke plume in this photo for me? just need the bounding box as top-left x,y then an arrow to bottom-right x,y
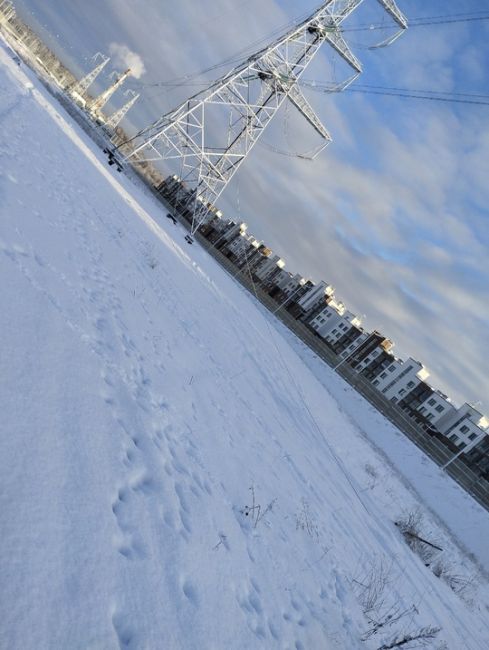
108,43 -> 146,79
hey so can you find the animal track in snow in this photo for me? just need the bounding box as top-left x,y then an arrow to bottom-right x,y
112,609 -> 136,648
181,579 -> 199,606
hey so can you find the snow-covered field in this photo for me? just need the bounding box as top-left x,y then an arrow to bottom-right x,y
1,45 -> 488,649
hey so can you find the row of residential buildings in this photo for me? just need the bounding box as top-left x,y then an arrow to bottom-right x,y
156,175 -> 489,481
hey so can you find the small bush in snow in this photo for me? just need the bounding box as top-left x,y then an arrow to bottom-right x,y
364,463 -> 379,489
431,559 -> 476,602
377,625 -> 441,649
241,485 -> 276,529
395,508 -> 441,565
351,557 -> 442,648
352,557 -> 393,618
295,498 -> 319,540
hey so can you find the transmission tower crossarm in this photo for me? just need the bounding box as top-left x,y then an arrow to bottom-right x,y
376,0 -> 408,29
323,29 -> 363,73
287,85 -> 332,143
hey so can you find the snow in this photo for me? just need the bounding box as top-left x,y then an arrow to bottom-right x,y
1,45 -> 489,649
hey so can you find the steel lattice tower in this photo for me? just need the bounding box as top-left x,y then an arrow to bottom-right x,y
106,91 -> 140,129
124,0 -> 407,232
70,53 -> 110,98
90,68 -> 132,114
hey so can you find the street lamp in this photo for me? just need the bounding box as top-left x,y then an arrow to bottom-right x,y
441,430 -> 486,471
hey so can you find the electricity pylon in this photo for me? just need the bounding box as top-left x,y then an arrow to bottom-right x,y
70,53 -> 110,98
123,0 -> 407,233
106,90 -> 140,129
90,68 -> 132,115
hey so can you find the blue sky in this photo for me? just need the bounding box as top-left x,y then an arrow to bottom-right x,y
14,0 -> 489,414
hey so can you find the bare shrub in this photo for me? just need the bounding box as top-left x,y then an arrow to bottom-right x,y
431,559 -> 476,602
352,557 -> 393,618
295,498 -> 319,540
377,625 -> 441,649
396,508 -> 423,544
141,242 -> 159,270
364,463 -> 379,489
351,557 -> 442,648
395,508 -> 442,564
241,485 -> 276,529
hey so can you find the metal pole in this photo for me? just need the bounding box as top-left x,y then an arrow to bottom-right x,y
441,431 -> 486,471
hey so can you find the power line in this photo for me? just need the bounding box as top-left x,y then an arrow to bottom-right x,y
301,81 -> 489,107
133,6 -> 317,91
135,11 -> 489,92
342,11 -> 489,32
346,87 -> 489,106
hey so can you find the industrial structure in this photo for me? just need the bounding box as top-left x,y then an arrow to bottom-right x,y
89,68 -> 132,118
106,90 -> 140,129
122,0 -> 407,234
67,53 -> 136,127
0,0 -> 15,25
69,53 -> 110,107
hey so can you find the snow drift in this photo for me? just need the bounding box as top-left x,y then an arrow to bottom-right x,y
1,44 -> 488,649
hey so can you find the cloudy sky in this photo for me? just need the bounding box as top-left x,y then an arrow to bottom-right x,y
13,0 -> 489,414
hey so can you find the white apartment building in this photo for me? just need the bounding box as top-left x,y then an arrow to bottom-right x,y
255,255 -> 285,282
194,196 -> 223,227
339,331 -> 369,359
352,342 -> 392,373
416,391 -> 456,427
281,273 -> 307,298
297,281 -> 334,315
436,403 -> 489,449
372,357 -> 429,402
269,269 -> 290,290
308,300 -> 344,337
226,232 -> 251,258
446,421 -> 487,450
322,311 -> 362,346
211,220 -> 247,247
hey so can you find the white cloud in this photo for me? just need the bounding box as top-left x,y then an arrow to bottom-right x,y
108,42 -> 146,79
16,0 -> 489,414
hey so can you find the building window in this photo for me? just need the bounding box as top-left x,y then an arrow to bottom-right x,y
388,365 -> 396,372
407,381 -> 415,388
373,379 -> 379,386
468,433 -> 477,441
380,372 -> 387,379
428,398 -> 436,406
449,433 -> 458,442
427,413 -> 434,421
460,425 -> 469,434
435,405 -> 444,413
391,397 -> 398,404
419,407 -> 426,414
399,389 -> 406,396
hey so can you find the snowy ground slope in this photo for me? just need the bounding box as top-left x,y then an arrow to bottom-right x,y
1,49 -> 488,650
